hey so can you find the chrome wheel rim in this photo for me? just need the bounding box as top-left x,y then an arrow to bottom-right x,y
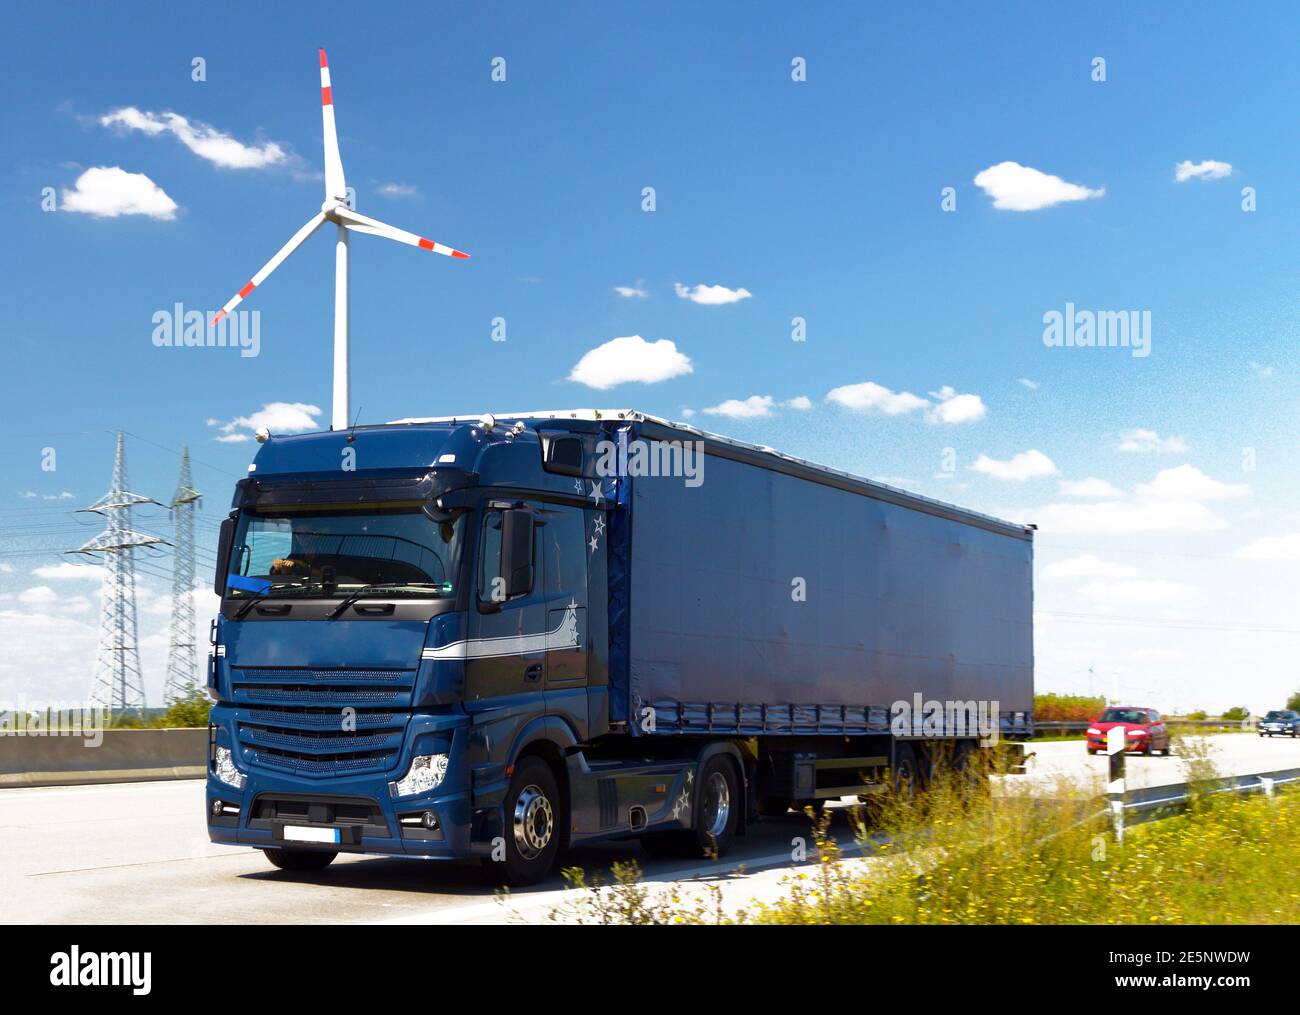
701,771 -> 730,837
512,784 -> 554,861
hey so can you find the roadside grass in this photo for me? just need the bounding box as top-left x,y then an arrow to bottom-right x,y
552,744 -> 1300,925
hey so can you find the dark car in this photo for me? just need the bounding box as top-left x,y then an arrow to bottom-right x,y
1259,710 -> 1300,737
1086,706 -> 1171,756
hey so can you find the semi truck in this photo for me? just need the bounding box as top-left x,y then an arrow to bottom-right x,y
206,409 -> 1034,884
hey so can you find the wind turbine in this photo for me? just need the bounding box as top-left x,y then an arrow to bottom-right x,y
210,49 -> 470,430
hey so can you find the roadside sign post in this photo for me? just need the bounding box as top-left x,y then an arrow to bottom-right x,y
1107,726 -> 1127,845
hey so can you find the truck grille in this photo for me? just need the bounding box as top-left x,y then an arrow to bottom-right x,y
230,666 -> 415,779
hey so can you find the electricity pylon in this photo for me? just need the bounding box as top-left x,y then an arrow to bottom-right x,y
164,446 -> 201,703
72,432 -> 166,718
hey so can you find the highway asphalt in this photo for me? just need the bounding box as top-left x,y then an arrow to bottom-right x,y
4,733 -> 1297,924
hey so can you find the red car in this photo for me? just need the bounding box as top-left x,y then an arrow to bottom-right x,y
1086,706 -> 1171,756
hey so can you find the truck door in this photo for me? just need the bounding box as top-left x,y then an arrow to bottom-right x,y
466,502 -> 548,705
537,504 -> 588,736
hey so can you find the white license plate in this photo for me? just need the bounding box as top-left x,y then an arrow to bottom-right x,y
282,825 -> 341,844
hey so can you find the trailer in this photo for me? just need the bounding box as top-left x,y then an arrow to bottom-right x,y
206,409 -> 1033,883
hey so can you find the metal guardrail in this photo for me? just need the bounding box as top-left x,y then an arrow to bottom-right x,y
1120,766 -> 1300,819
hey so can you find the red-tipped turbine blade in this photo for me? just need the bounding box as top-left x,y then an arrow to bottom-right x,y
209,211 -> 328,324
319,49 -> 347,201
335,206 -> 470,259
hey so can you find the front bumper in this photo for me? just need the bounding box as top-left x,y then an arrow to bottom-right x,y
1086,735 -> 1149,752
206,711 -> 489,859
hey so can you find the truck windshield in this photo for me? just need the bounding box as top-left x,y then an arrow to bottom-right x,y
225,506 -> 463,598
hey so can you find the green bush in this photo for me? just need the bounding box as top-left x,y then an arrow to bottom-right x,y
154,686 -> 212,728
1221,706 -> 1250,722
1034,692 -> 1106,723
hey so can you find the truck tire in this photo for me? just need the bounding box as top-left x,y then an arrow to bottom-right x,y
500,756 -> 563,886
641,756 -> 739,859
263,847 -> 337,872
892,742 -> 920,798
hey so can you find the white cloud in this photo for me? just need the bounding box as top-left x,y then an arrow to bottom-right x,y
1249,361 -> 1273,378
1115,428 -> 1188,454
673,282 -> 752,305
702,396 -> 775,419
567,335 -> 693,390
17,586 -> 58,606
60,166 -> 177,220
1174,159 -> 1232,182
1016,464 -> 1250,534
211,402 -> 323,441
31,562 -> 106,581
100,107 -> 286,169
973,161 -> 1104,211
613,284 -> 648,298
1237,533 -> 1300,561
1027,498 -> 1227,534
971,449 -> 1057,481
1058,477 -> 1124,498
1017,378 -> 1040,390
1042,555 -> 1138,579
1134,464 -> 1249,503
376,181 -> 418,198
1077,578 -> 1201,612
786,395 -> 813,411
926,386 -> 987,424
825,381 -> 928,416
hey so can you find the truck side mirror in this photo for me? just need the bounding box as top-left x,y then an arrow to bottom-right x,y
500,508 -> 535,598
214,514 -> 236,596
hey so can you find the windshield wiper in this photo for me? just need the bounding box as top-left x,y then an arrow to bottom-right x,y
233,582 -> 310,620
327,582 -> 446,620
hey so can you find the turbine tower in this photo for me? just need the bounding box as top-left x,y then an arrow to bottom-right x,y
72,433 -> 166,718
210,49 -> 471,431
163,446 -> 201,703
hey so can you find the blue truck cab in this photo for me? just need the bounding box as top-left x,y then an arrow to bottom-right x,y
207,409 -> 1033,884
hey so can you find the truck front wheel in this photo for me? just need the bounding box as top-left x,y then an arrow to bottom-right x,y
263,848 -> 337,872
501,756 -> 563,886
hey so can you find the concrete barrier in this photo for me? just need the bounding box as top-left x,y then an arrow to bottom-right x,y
0,727 -> 208,788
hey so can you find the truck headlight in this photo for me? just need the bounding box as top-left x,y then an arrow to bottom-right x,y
213,746 -> 246,789
389,754 -> 449,798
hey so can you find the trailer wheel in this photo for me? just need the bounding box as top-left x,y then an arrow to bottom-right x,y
263,848 -> 337,872
500,756 -> 563,886
641,756 -> 740,859
892,742 -> 920,799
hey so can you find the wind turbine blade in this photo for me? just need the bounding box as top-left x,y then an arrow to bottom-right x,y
210,211 -> 327,324
319,49 -> 347,201
336,206 -> 470,259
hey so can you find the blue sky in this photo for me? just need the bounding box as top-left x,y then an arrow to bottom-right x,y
3,1 -> 1298,710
